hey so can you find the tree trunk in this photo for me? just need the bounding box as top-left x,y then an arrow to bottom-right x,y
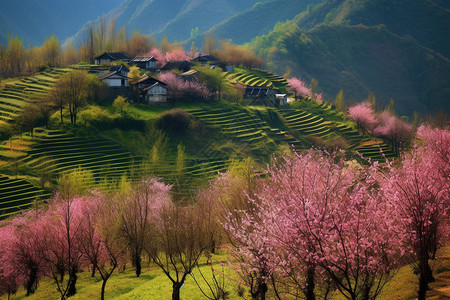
134,253 -> 142,277
60,108 -> 64,123
67,268 -> 78,297
172,282 -> 183,300
305,263 -> 316,300
100,279 -> 108,300
26,266 -> 38,296
418,255 -> 434,300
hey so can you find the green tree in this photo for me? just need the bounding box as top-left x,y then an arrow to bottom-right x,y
194,66 -> 228,101
386,98 -> 395,115
113,95 -> 129,114
57,167 -> 94,199
309,78 -> 318,101
334,89 -> 345,112
54,70 -> 89,124
176,142 -> 185,184
41,35 -> 60,67
368,92 -> 377,111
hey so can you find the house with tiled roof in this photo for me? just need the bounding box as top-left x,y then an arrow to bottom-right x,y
160,60 -> 192,72
130,74 -> 168,104
94,52 -> 130,65
97,65 -> 130,87
131,56 -> 158,70
244,86 -> 277,106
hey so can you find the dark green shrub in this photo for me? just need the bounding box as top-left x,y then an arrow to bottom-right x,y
158,109 -> 191,135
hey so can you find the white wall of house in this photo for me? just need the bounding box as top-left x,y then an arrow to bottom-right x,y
105,78 -> 129,87
145,85 -> 167,103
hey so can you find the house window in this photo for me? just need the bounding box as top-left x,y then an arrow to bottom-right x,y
121,79 -> 125,86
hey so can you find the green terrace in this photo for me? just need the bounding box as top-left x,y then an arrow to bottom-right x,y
226,68 -> 287,91
0,174 -> 51,219
0,67 -> 70,123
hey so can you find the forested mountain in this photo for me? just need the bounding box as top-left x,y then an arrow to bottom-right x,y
188,0 -> 322,45
293,0 -> 450,58
249,0 -> 450,116
0,0 -> 124,46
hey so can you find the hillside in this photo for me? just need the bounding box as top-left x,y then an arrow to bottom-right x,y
188,0 -> 322,45
0,65 -> 399,218
0,0 -> 124,46
250,12 -> 450,116
294,0 -> 450,59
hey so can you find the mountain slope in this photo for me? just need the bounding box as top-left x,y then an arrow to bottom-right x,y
294,0 -> 450,58
189,0 -> 322,45
0,0 -> 124,46
68,0 -> 264,46
251,22 -> 450,115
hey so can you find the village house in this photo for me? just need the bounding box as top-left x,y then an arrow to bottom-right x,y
131,74 -> 168,104
192,54 -> 219,67
94,52 -> 130,65
131,56 -> 158,70
97,65 -> 130,87
160,60 -> 192,73
243,86 -> 277,106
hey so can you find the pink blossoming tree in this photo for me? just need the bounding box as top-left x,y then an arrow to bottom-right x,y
348,102 -> 379,134
377,125 -> 450,300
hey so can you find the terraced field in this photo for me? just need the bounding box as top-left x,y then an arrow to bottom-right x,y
17,129 -> 136,184
186,106 -> 306,152
0,126 -> 233,217
226,68 -> 288,92
279,109 -> 334,139
0,175 -> 51,219
0,68 -> 70,123
278,108 -> 395,161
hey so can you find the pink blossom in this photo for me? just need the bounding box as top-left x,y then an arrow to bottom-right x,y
287,77 -> 311,99
348,101 -> 378,133
165,48 -> 189,62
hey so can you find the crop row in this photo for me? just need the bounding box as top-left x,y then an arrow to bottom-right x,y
0,68 -> 70,123
0,175 -> 51,219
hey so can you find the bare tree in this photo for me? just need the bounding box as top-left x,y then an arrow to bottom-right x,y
147,200 -> 212,300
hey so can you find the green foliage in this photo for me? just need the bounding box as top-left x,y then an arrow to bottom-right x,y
113,96 -> 129,114
57,167 -> 94,199
335,89 -> 345,112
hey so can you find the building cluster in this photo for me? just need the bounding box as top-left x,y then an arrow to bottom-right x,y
94,51 -> 285,106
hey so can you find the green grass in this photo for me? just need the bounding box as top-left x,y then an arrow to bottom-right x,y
3,246 -> 449,300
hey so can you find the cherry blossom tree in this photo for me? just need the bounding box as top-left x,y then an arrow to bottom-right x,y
223,149 -> 405,300
146,48 -> 166,68
158,72 -> 212,101
373,111 -> 414,154
165,48 -> 189,62
117,178 -> 171,277
38,195 -> 87,299
78,193 -> 128,300
0,224 -> 20,299
287,77 -> 311,100
348,102 -> 379,134
377,125 -> 450,300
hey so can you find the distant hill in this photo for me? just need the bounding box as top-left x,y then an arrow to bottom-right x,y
293,0 -> 450,58
188,0 -> 322,45
67,0 -> 265,46
0,0 -> 124,46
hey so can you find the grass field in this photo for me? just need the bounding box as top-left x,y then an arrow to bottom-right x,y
2,246 -> 449,300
